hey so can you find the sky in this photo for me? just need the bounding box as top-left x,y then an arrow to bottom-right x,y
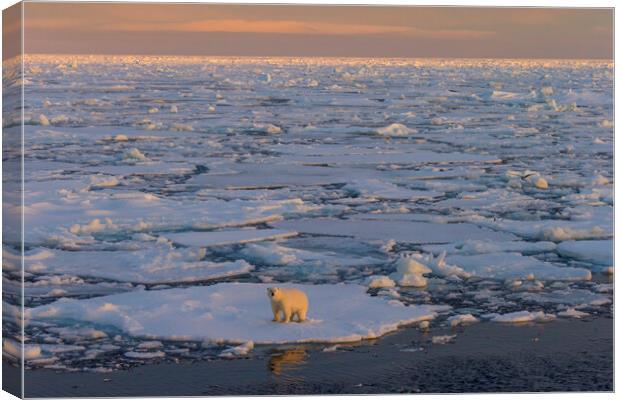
6,3 -> 614,59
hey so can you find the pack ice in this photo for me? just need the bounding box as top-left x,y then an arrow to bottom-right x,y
3,55 -> 612,370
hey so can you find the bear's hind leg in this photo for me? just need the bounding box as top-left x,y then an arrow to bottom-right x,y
297,309 -> 307,322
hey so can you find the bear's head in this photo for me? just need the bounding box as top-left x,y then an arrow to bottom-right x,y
267,287 -> 282,301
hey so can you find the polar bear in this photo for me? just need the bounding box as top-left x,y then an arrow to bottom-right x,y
267,287 -> 308,323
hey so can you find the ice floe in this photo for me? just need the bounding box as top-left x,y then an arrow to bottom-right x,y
422,239 -> 556,256
469,210 -> 612,242
344,179 -> 441,201
557,308 -> 590,319
447,314 -> 479,327
489,311 -> 556,323
431,335 -> 456,344
239,242 -> 383,272
30,283 -> 449,344
273,218 -> 517,244
376,123 -> 417,136
365,275 -> 396,289
557,240 -> 613,266
164,229 -> 297,248
508,289 -> 610,306
18,243 -> 254,284
389,257 -> 432,287
17,194 -> 332,246
445,253 -> 591,281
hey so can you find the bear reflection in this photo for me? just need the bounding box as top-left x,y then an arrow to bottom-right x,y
268,348 -> 308,375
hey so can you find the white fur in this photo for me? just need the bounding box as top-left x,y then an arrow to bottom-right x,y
267,287 -> 309,323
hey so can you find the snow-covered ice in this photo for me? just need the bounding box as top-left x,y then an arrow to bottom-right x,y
447,314 -> 479,327
431,335 -> 456,344
239,241 -> 382,267
422,239 -> 557,256
164,229 -> 297,248
509,289 -> 610,306
3,55 -> 611,371
489,311 -> 556,324
14,243 -> 255,284
557,308 -> 590,319
557,240 -> 613,266
30,283 -> 446,344
365,275 -> 396,289
389,257 -> 433,287
273,218 -> 517,244
445,253 -> 592,281
376,123 -> 417,136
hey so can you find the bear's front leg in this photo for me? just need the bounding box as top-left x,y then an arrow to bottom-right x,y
272,305 -> 280,322
281,308 -> 292,323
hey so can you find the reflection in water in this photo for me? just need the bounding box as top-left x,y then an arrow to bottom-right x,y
268,348 -> 308,376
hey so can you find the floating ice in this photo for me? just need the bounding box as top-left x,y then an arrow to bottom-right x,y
505,170 -> 549,190
20,243 -> 255,284
365,275 -> 396,289
122,148 -> 149,164
125,351 -> 165,359
557,240 -> 612,266
69,218 -> 117,235
41,344 -> 86,354
89,176 -> 120,188
509,289 -> 610,306
470,210 -> 612,242
273,218 -> 516,244
490,311 -> 556,323
431,335 -> 456,344
447,314 -> 478,327
137,341 -> 163,349
445,252 -> 591,281
322,344 -> 341,352
343,179 -> 441,201
18,193 -> 330,246
3,339 -> 42,360
239,242 -> 383,271
38,114 -> 50,126
422,239 -> 556,256
30,283 -> 448,344
397,252 -> 470,279
283,150 -> 500,166
390,257 -> 432,287
46,326 -> 108,341
376,123 -> 417,136
12,56 -> 614,369
436,189 -> 550,213
219,341 -> 254,358
164,229 -> 297,248
490,90 -> 535,101
557,308 -> 590,318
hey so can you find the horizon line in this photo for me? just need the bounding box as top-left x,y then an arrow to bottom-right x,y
17,53 -> 615,62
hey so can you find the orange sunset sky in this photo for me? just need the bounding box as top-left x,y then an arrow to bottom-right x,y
3,3 -> 614,59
